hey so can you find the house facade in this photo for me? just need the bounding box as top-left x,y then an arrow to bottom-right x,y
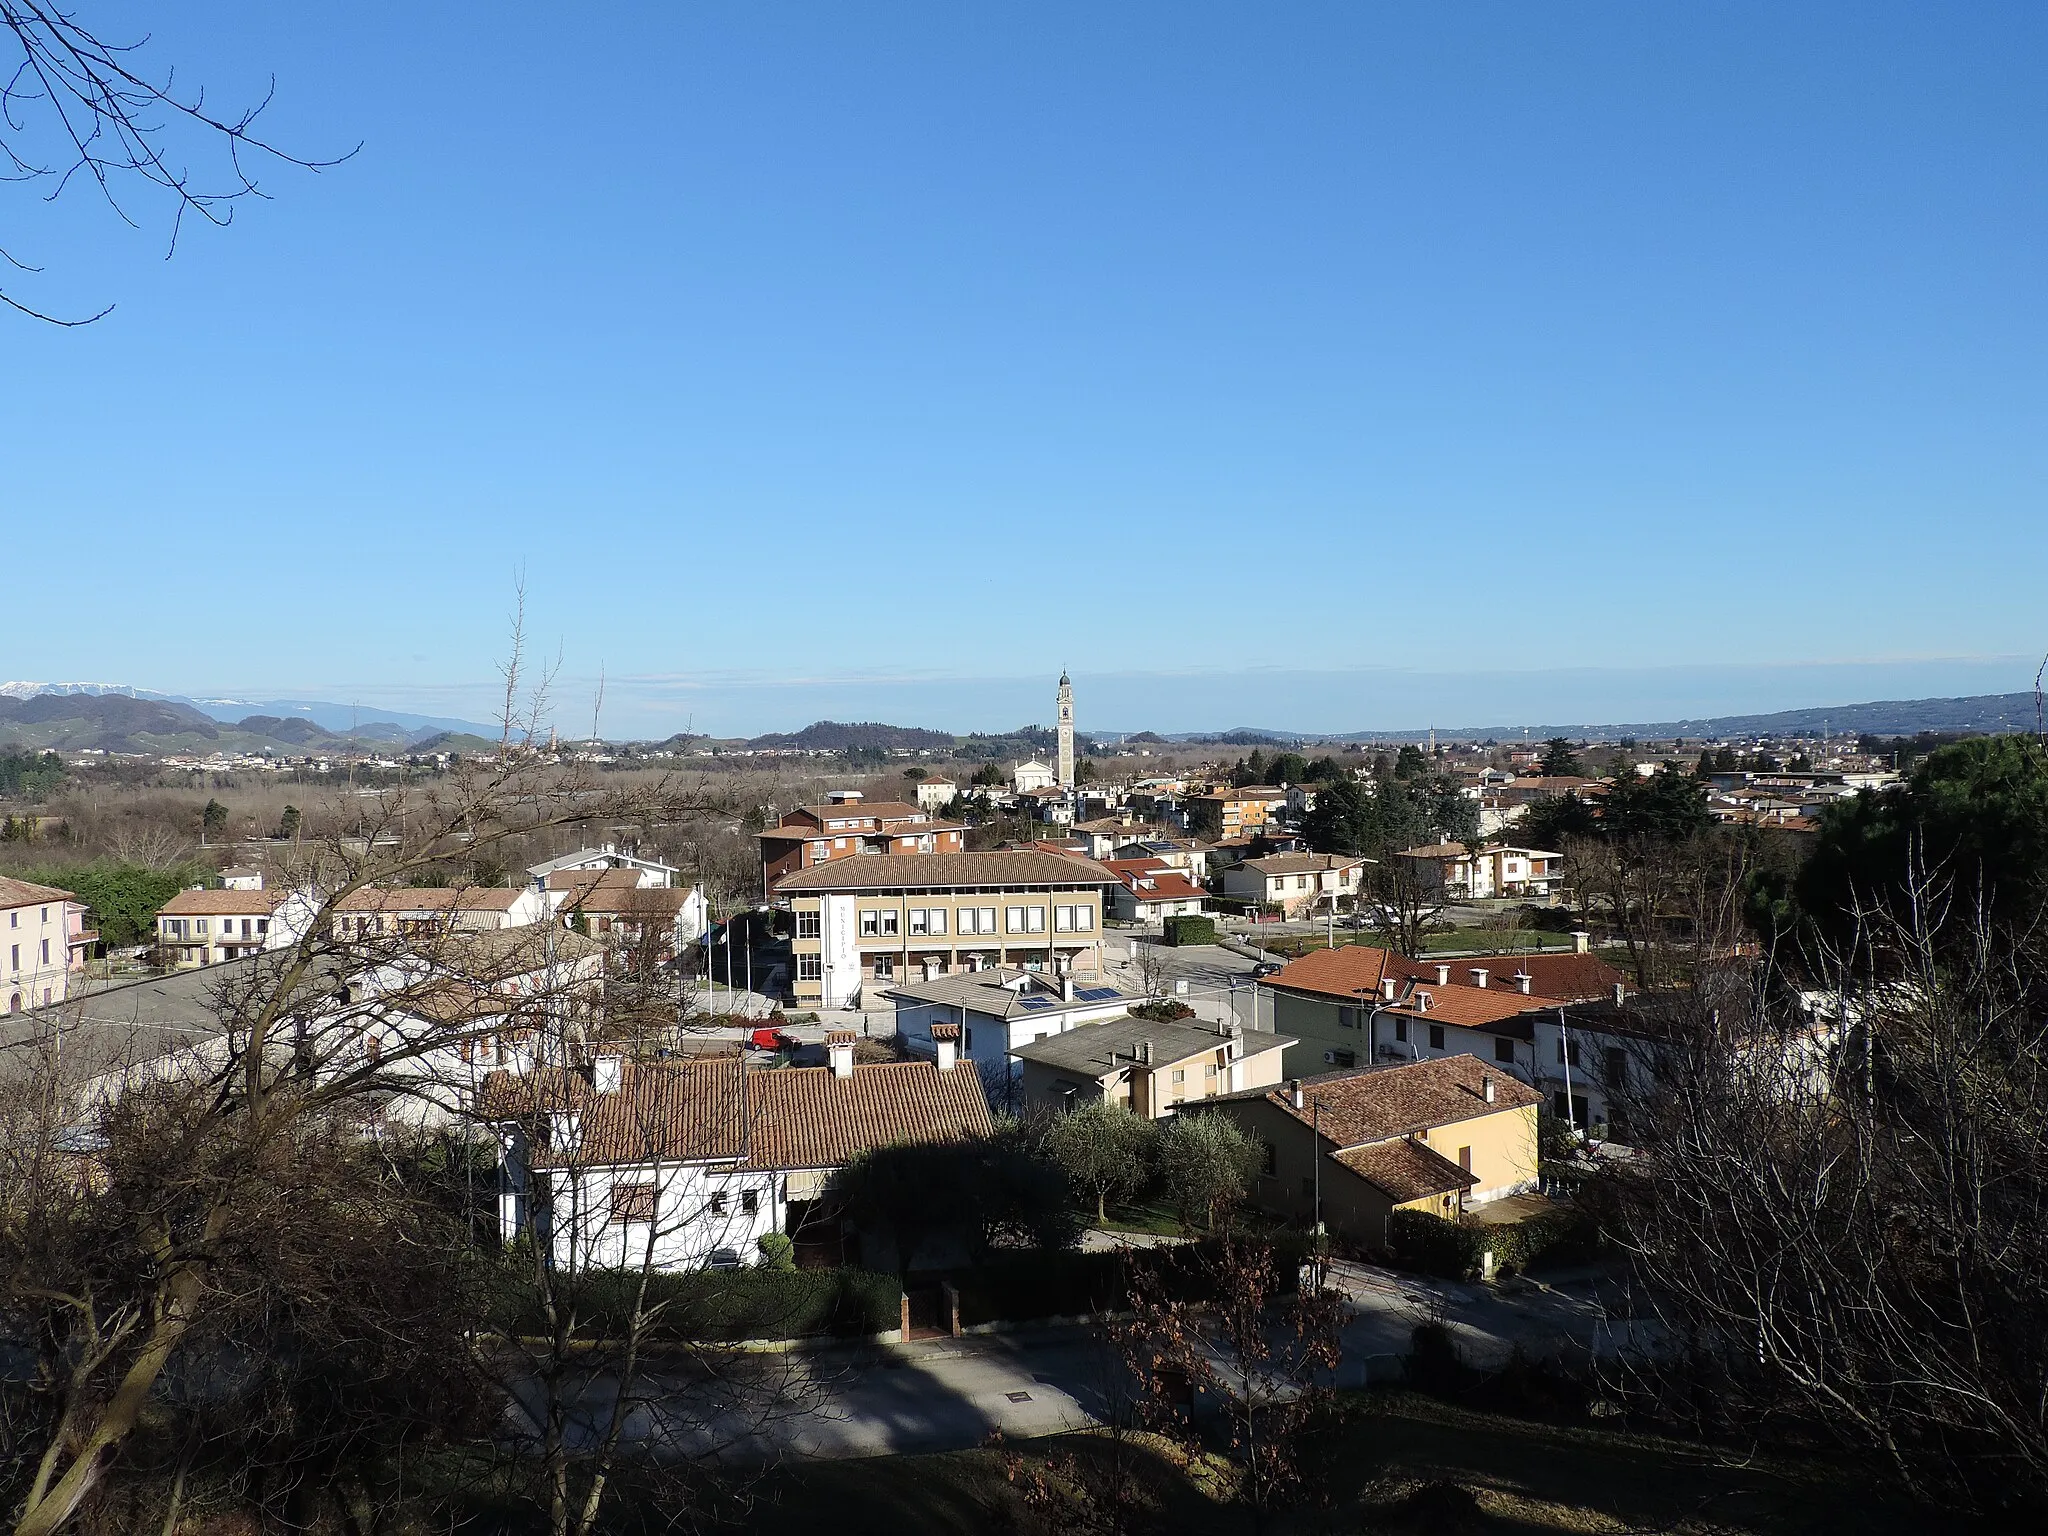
1219,852 -> 1367,917
333,886 -> 551,939
1104,858 -> 1210,922
2,876 -> 91,1012
775,850 -> 1117,1009
1392,843 -> 1563,900
528,843 -> 681,892
1009,1014 -> 1293,1118
547,869 -> 709,958
487,1039 -> 992,1273
1197,1054 -> 1543,1247
757,791 -> 967,893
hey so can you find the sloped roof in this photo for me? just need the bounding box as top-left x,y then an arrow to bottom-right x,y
882,967 -> 1139,1020
1216,1054 -> 1542,1148
1239,853 -> 1363,877
1268,945 -> 1621,1009
335,886 -> 529,912
1332,1137 -> 1477,1203
158,888 -> 281,917
1010,1016 -> 1292,1078
0,875 -> 78,908
774,850 -> 1115,893
483,1055 -> 993,1170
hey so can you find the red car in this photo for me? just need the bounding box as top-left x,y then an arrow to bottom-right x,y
749,1027 -> 800,1052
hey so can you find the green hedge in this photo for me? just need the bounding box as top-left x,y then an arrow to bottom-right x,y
1387,1206 -> 1595,1281
502,1266 -> 902,1342
1161,914 -> 1219,947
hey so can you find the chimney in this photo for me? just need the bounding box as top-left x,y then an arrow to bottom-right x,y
1469,967 -> 1489,989
1381,977 -> 1397,1001
1514,971 -> 1532,995
1613,981 -> 1627,1006
591,1055 -> 622,1094
1572,930 -> 1591,955
1482,1074 -> 1496,1104
1435,963 -> 1452,986
1062,975 -> 1075,1003
1289,1078 -> 1304,1111
931,1022 -> 960,1072
1142,1039 -> 1154,1065
826,1030 -> 855,1078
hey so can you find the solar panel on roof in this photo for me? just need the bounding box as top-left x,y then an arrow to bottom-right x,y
1075,987 -> 1118,1001
1018,998 -> 1053,1011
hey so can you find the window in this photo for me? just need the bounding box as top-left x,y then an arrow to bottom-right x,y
1494,1037 -> 1515,1063
1054,904 -> 1074,932
7,945 -> 14,971
1393,1017 -> 1408,1043
861,910 -> 879,937
1172,1068 -> 1185,1085
1606,1047 -> 1628,1091
1457,1146 -> 1472,1172
1005,906 -> 1027,934
1262,1141 -> 1278,1176
610,1183 -> 656,1223
1072,905 -> 1093,930
1556,1038 -> 1581,1066
1025,906 -> 1046,933
742,1189 -> 759,1214
796,911 -> 820,939
967,906 -> 995,935
797,955 -> 822,982
39,940 -> 48,965
909,908 -> 930,935
1338,1006 -> 1356,1030
1428,1024 -> 1445,1050
257,918 -> 268,934
196,920 -> 209,936
709,1191 -> 729,1216
812,844 -> 829,861
871,954 -> 895,979
1205,1062 -> 1218,1078
927,907 -> 947,934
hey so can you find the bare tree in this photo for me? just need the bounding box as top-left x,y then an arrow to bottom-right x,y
1,1 -> 352,322
1600,873 -> 2048,1514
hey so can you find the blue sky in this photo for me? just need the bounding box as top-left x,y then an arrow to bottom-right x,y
3,3 -> 2044,737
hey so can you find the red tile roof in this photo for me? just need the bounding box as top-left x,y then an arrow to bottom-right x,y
158,888 -> 282,917
484,1055 -> 994,1171
0,875 -> 79,908
336,887 -> 529,912
1332,1137 -> 1477,1203
1232,1053 -> 1542,1147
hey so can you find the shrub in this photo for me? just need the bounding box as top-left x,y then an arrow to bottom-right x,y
1161,914 -> 1219,947
499,1266 -> 900,1342
953,1234 -> 1309,1326
757,1232 -> 797,1271
1387,1206 -> 1596,1281
1129,998 -> 1195,1023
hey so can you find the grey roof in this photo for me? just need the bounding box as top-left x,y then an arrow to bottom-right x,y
774,850 -> 1116,893
1010,1016 -> 1295,1077
882,968 -> 1139,1021
527,847 -> 679,879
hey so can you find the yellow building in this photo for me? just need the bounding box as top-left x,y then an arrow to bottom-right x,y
1195,1053 -> 1543,1248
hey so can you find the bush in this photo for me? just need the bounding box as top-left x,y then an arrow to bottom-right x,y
1160,914 -> 1219,947
499,1265 -> 900,1342
1387,1206 -> 1595,1280
953,1235 -> 1309,1326
757,1232 -> 796,1271
1128,998 -> 1194,1023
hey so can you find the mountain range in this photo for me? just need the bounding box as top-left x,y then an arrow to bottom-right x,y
0,691 -> 495,755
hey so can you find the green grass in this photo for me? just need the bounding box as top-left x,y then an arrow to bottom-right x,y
1094,1199 -> 1189,1237
1268,928 -> 1570,959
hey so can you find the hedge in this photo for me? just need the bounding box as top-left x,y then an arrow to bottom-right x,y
1387,1206 -> 1595,1281
501,1266 -> 902,1342
1160,915 -> 1219,947
953,1235 -> 1312,1326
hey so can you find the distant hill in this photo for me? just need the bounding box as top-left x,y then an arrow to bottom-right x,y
744,720 -> 957,752
0,691 -> 471,755
1307,692 -> 2048,743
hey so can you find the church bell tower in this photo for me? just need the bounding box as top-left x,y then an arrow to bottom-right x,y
1057,671 -> 1075,789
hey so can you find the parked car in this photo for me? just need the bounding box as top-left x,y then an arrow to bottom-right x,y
705,1247 -> 743,1271
749,1027 -> 800,1051
1250,961 -> 1284,979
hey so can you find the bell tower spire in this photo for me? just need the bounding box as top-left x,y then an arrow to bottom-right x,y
1057,671 -> 1075,789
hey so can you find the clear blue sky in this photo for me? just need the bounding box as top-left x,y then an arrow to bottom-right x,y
4,2 -> 2044,737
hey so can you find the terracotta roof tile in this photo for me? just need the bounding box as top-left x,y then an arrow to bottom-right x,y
0,875 -> 79,908
1227,1053 -> 1542,1147
484,1055 -> 994,1170
336,886 -> 529,912
773,850 -> 1115,893
158,888 -> 282,917
1332,1137 -> 1477,1202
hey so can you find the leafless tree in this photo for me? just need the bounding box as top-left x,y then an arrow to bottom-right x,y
1,1 -> 352,322
1598,871 -> 2048,1514
0,613 -> 735,1536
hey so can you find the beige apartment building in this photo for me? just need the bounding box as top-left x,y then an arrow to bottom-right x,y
156,887 -> 287,968
3,875 -> 92,1012
776,850 -> 1118,1009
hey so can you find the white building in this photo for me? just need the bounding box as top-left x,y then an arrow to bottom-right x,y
487,1036 -> 992,1273
527,843 -> 680,892
885,967 -> 1143,1105
1012,760 -> 1058,794
915,778 -> 958,811
1219,853 -> 1368,918
2,876 -> 91,1012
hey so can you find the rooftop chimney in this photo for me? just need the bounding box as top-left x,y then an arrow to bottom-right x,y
1381,977 -> 1397,1001
1572,930 -> 1591,955
1289,1078 -> 1304,1111
1469,967 -> 1489,989
1435,963 -> 1452,986
931,1022 -> 960,1072
1613,981 -> 1627,1006
826,1030 -> 856,1078
1482,1074 -> 1496,1104
1514,971 -> 1533,995
591,1055 -> 622,1094
1062,975 -> 1075,1003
